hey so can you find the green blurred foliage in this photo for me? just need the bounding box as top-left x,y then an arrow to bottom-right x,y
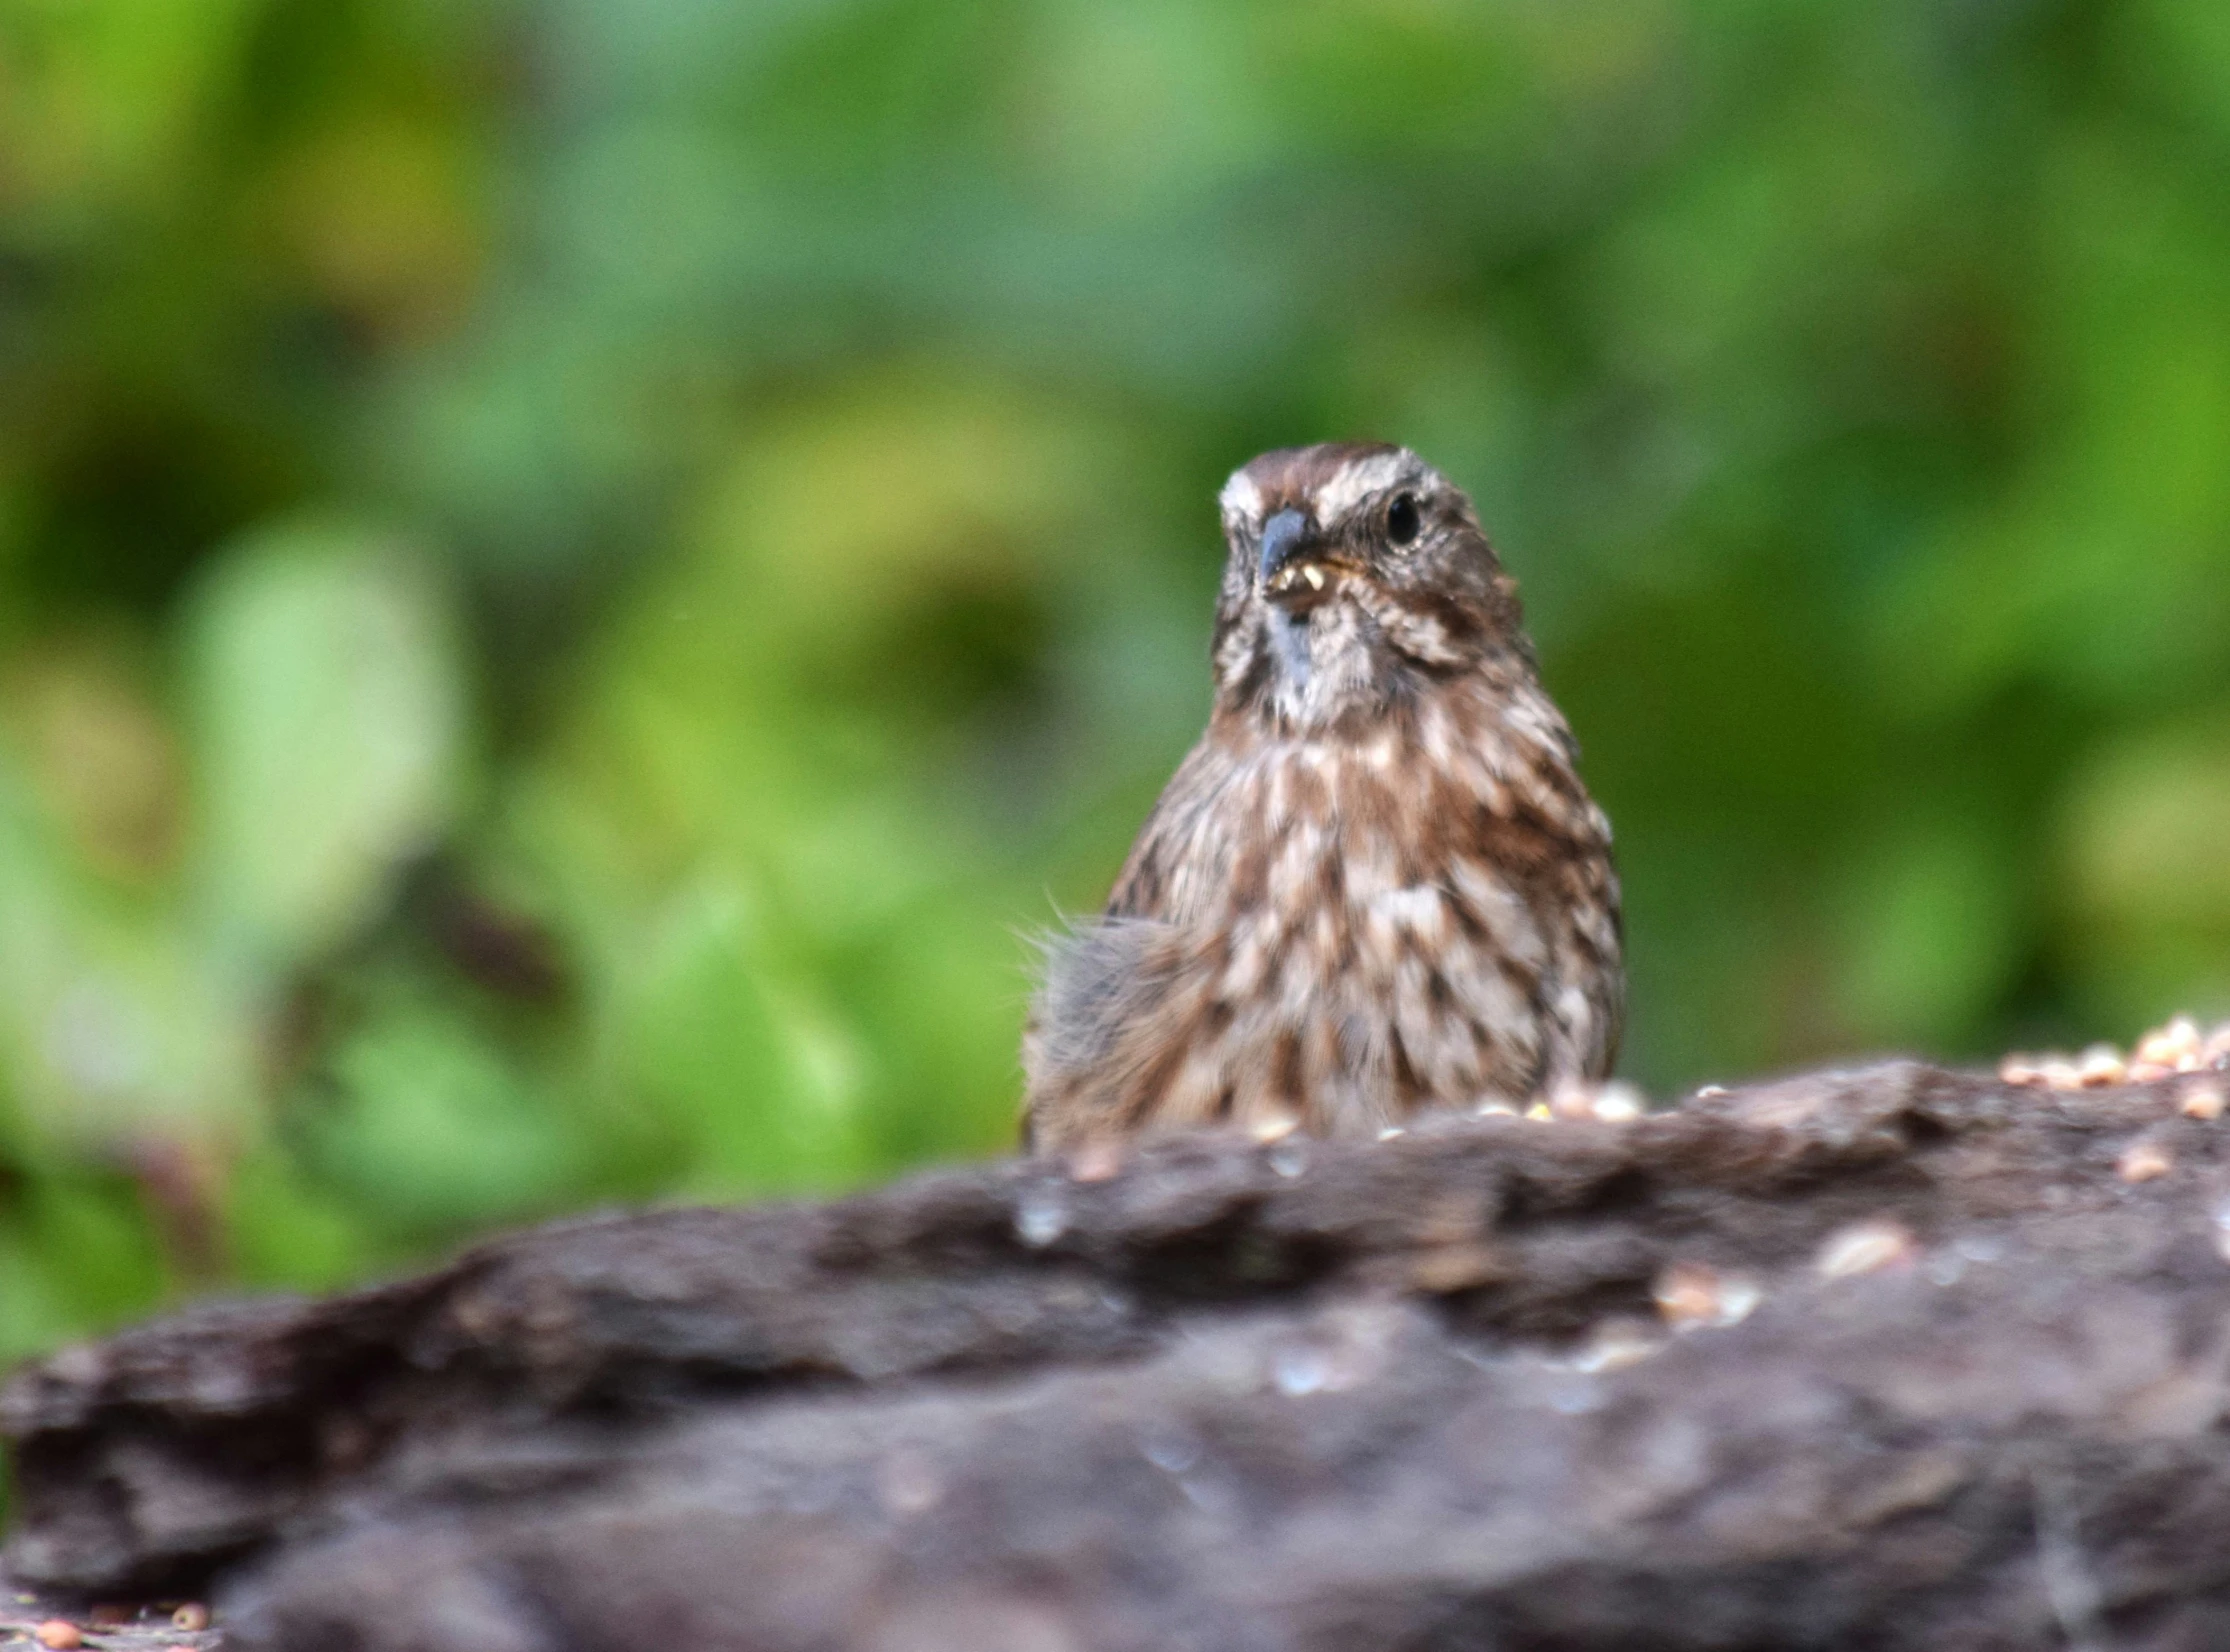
3,0 -> 2230,1355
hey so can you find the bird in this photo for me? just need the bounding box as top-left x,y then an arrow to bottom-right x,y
1022,441 -> 1623,1152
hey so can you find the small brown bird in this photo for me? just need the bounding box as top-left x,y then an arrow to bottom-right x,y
1023,443 -> 1623,1151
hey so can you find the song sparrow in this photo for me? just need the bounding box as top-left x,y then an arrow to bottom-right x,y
1023,443 -> 1623,1151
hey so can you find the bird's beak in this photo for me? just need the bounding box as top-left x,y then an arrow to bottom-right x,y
1257,507 -> 1344,608
1258,509 -> 1312,585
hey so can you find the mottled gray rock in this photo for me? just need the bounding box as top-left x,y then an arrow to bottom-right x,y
11,1062 -> 2230,1649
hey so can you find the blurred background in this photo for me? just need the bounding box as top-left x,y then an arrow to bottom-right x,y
4,0 -> 2230,1358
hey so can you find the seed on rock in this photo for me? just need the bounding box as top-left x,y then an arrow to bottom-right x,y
1408,1242 -> 1505,1294
2077,1044 -> 2128,1087
1570,1319 -> 1661,1374
1653,1261 -> 1762,1331
1249,1113 -> 1299,1144
2136,1016 -> 2202,1066
2181,1084 -> 2226,1122
1590,1081 -> 1647,1122
1654,1262 -> 1717,1326
2117,1139 -> 2174,1183
1547,1079 -> 1647,1122
36,1622 -> 82,1650
172,1603 -> 211,1632
1998,1054 -> 2045,1087
1817,1219 -> 1917,1281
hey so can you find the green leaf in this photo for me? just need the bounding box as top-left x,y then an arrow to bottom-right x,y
614,873 -> 866,1196
303,1001 -> 585,1238
185,522 -> 471,973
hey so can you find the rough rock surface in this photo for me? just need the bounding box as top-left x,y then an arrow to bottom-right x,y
10,1062 -> 2230,1649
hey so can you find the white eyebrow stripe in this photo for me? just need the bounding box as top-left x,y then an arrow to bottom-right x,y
1218,469 -> 1264,523
1312,451 -> 1414,523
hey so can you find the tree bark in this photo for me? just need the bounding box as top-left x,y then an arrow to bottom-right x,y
8,1061 -> 2230,1649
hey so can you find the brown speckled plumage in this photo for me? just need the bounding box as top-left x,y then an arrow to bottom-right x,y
1023,443 -> 1623,1151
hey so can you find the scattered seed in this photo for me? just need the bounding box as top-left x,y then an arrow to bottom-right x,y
1409,1241 -> 1505,1294
1376,1125 -> 1406,1142
35,1622 -> 82,1651
171,1603 -> 211,1632
1695,1084 -> 1730,1099
1590,1081 -> 1647,1122
1474,1100 -> 1518,1118
1249,1113 -> 1299,1144
1999,1054 -> 2045,1087
1817,1219 -> 1917,1281
1570,1319 -> 1660,1374
2077,1044 -> 2128,1087
1524,1102 -> 1553,1121
2137,1016 -> 2203,1067
2182,1084 -> 2226,1121
2117,1139 -> 2174,1183
1546,1078 -> 1647,1121
1653,1261 -> 1762,1331
1653,1261 -> 1719,1327
1715,1275 -> 1764,1323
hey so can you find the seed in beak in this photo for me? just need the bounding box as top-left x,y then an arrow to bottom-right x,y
1304,566 -> 1325,590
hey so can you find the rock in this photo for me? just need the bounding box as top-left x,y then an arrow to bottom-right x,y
11,1062 -> 2230,1648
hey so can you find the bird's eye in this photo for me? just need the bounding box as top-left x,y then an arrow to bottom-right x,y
1386,493 -> 1421,546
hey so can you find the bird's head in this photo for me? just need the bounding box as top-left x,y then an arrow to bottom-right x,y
1209,443 -> 1525,732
